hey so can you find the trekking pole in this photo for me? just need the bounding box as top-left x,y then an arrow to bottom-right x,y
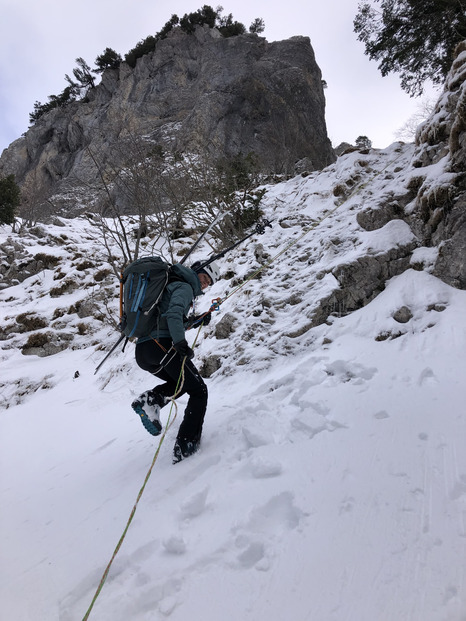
179,210 -> 229,265
194,218 -> 272,272
94,334 -> 126,375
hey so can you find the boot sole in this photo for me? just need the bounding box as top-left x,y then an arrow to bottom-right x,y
132,402 -> 162,436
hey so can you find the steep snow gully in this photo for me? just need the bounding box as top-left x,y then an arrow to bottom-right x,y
1,143 -> 465,621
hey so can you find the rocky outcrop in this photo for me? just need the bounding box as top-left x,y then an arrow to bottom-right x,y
352,41 -> 466,291
309,239 -> 418,328
0,26 -> 335,215
409,41 -> 466,288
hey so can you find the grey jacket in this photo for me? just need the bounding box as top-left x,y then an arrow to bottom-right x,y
138,263 -> 203,344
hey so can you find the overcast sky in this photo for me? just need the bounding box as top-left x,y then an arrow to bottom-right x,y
0,0 -> 439,155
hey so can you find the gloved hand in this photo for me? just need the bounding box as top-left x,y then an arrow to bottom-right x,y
186,312 -> 212,328
198,311 -> 212,326
173,339 -> 194,360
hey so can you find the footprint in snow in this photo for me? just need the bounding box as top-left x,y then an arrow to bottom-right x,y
250,456 -> 283,478
159,595 -> 178,616
291,412 -> 346,440
162,536 -> 186,555
173,454 -> 221,486
418,367 -> 438,386
242,426 -> 274,448
291,416 -> 328,440
235,536 -> 270,571
228,492 -> 304,571
339,496 -> 355,514
289,398 -> 330,417
450,475 -> 466,501
179,486 -> 209,519
324,360 -> 377,384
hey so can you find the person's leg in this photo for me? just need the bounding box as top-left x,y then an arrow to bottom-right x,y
160,357 -> 208,462
175,362 -> 208,443
133,339 -> 178,435
134,340 -> 208,460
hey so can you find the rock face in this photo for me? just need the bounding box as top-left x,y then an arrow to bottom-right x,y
0,26 -> 335,213
351,40 -> 466,291
409,41 -> 466,288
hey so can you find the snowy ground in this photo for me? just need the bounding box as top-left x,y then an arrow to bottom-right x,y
1,143 -> 465,621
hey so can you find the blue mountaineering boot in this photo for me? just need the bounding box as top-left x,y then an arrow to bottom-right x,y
131,389 -> 166,436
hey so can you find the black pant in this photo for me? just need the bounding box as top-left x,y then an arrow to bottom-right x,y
135,338 -> 208,443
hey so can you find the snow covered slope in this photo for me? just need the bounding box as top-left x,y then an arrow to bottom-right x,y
1,143 -> 465,621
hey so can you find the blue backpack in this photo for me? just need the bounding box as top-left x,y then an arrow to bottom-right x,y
119,256 -> 172,339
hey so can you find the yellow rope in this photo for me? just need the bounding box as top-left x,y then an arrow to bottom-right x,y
81,336 -> 201,620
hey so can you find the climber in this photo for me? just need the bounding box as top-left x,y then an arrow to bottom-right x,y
131,260 -> 220,464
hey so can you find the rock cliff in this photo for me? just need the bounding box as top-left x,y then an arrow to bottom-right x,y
410,41 -> 466,288
0,26 -> 335,215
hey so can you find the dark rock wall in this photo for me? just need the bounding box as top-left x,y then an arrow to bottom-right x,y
0,27 -> 335,213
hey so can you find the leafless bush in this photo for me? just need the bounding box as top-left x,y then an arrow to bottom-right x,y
17,169 -> 55,227
85,130 -> 267,275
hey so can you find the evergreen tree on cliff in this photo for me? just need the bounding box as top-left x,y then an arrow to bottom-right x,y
354,0 -> 466,95
0,175 -> 20,225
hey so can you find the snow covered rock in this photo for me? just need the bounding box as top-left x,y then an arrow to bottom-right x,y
411,41 -> 466,288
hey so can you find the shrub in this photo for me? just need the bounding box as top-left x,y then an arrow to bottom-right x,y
16,314 -> 48,331
23,332 -> 49,348
125,35 -> 157,68
34,253 -> 60,268
249,18 -> 265,34
355,136 -> 372,150
52,308 -> 66,319
75,260 -> 94,271
0,175 -> 20,225
94,268 -> 112,282
50,279 -> 76,297
179,5 -> 217,34
29,86 -> 76,123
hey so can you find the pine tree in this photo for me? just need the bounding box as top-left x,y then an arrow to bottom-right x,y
249,18 -> 265,34
0,175 -> 20,225
354,0 -> 466,95
94,48 -> 122,73
70,57 -> 95,89
355,135 -> 372,150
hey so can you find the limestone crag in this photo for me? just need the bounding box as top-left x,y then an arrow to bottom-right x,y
410,41 -> 466,288
0,27 -> 334,214
351,41 -> 466,291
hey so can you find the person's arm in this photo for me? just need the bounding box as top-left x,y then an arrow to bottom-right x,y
164,282 -> 193,344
